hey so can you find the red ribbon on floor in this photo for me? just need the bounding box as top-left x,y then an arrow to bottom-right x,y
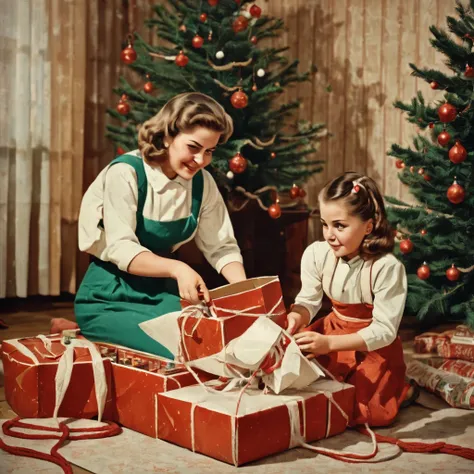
357,426 -> 474,461
0,416 -> 122,473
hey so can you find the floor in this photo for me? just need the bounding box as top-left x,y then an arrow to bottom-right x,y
0,300 -> 472,473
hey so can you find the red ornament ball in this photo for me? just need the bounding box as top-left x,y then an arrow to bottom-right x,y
447,181 -> 466,204
465,65 -> 474,77
143,81 -> 153,93
420,229 -> 427,235
289,185 -> 300,199
395,159 -> 405,169
429,122 -> 434,129
229,152 -> 248,174
430,81 -> 439,89
117,147 -> 125,156
438,103 -> 457,123
299,188 -> 307,198
270,152 -> 276,159
250,35 -> 258,45
437,131 -> 451,147
424,174 -> 432,181
121,44 -> 137,65
250,4 -> 262,18
208,0 -> 219,5
230,90 -> 248,109
448,141 -> 467,164
418,168 -> 425,175
417,263 -> 431,280
399,239 -> 413,254
232,15 -> 249,33
192,34 -> 204,48
252,84 -> 258,92
116,98 -> 130,115
175,51 -> 189,67
268,203 -> 282,219
200,13 -> 208,22
446,264 -> 461,281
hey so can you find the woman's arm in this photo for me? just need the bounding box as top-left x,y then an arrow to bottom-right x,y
220,261 -> 246,283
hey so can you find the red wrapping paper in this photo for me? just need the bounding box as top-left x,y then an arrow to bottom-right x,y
426,358 -> 474,379
179,276 -> 287,361
97,343 -> 213,437
1,336 -> 115,419
157,379 -> 355,466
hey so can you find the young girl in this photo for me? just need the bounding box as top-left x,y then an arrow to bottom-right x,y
73,92 -> 246,358
287,171 -> 410,427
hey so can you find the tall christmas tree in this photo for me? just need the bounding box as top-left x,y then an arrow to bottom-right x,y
387,1 -> 474,329
107,0 -> 325,217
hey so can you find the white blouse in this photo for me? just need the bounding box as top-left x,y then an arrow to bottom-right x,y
294,241 -> 407,352
78,150 -> 243,273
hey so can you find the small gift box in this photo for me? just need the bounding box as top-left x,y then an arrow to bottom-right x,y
157,379 -> 355,466
178,276 -> 287,361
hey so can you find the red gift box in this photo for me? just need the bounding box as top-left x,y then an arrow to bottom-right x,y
179,276 -> 287,361
1,335 -> 115,419
157,379 -> 354,466
95,342 -> 212,437
414,325 -> 474,356
426,358 -> 474,379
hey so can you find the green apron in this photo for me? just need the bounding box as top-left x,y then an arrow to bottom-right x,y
75,154 -> 203,359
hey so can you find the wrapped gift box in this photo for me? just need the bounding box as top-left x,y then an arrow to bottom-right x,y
1,335 -> 115,419
414,325 -> 474,356
179,276 -> 287,361
157,379 -> 354,466
96,342 -> 212,437
407,360 -> 474,409
426,358 -> 474,379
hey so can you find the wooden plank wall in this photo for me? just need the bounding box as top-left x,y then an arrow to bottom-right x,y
261,0 -> 456,240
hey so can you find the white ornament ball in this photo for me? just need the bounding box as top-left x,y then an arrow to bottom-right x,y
216,50 -> 224,59
226,171 -> 234,179
257,68 -> 265,77
241,11 -> 252,19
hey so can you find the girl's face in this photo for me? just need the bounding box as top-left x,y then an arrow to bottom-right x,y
319,199 -> 373,260
162,126 -> 220,180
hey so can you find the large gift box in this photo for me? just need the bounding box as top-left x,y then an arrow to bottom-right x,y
178,276 -> 287,361
1,335 -> 115,420
157,379 -> 355,466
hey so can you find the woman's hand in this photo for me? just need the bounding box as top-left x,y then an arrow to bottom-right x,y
294,331 -> 331,359
171,262 -> 210,304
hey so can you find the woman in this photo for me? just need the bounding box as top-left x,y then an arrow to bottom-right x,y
74,92 -> 246,358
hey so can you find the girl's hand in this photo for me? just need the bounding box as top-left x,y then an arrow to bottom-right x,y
286,311 -> 311,335
172,262 -> 210,304
294,331 -> 331,358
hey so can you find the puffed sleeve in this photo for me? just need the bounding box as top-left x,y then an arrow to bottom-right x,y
99,163 -> 151,271
293,241 -> 328,319
357,256 -> 408,351
194,170 -> 243,273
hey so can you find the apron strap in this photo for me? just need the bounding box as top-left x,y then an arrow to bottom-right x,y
109,153 -> 148,216
321,248 -> 338,300
190,170 -> 204,220
360,259 -> 375,305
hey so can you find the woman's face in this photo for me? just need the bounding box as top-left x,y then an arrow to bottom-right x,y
162,126 -> 220,180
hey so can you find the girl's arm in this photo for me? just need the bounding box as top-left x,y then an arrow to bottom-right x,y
287,243 -> 326,334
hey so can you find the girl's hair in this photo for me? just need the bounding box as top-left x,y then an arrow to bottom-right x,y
138,92 -> 234,164
319,171 -> 394,260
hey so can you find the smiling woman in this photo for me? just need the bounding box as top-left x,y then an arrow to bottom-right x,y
73,92 -> 247,358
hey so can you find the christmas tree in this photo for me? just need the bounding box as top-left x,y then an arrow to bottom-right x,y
387,0 -> 474,329
106,0 -> 325,217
